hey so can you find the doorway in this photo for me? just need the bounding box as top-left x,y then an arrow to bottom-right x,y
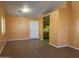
30,21 -> 39,39
43,15 -> 50,41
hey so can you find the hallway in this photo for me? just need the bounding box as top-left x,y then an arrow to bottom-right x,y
1,39 -> 79,58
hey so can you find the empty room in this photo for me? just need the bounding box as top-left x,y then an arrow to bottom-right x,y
0,1 -> 79,58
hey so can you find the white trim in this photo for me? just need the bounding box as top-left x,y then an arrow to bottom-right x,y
0,42 -> 6,54
49,43 -> 79,50
49,43 -> 69,48
7,38 -> 40,41
40,39 -> 43,40
49,43 -> 58,48
7,38 -> 29,41
69,45 -> 79,50
56,45 -> 69,48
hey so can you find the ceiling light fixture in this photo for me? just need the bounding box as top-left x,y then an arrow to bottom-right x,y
22,8 -> 30,13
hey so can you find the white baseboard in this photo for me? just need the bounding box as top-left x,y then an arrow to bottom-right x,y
69,45 -> 79,50
57,45 -> 69,48
7,38 -> 40,41
49,43 -> 58,48
7,38 -> 29,41
49,43 -> 79,51
0,42 -> 6,55
41,39 -> 43,40
49,43 -> 69,48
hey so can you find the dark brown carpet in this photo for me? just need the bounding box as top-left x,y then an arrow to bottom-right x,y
0,39 -> 79,58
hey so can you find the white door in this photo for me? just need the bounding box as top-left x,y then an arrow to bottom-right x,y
30,21 -> 39,39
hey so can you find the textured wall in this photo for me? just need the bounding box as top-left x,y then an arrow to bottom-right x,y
0,2 -> 6,54
40,2 -> 71,46
69,2 -> 79,48
5,16 -> 30,40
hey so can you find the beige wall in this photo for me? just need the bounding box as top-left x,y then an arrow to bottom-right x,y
49,10 -> 59,45
39,1 -> 79,49
49,2 -> 70,46
69,2 -> 79,48
5,16 -> 30,40
57,2 -> 71,46
39,2 -> 71,46
39,17 -> 43,40
0,2 -> 6,54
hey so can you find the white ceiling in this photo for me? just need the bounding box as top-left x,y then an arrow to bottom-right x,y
3,1 -> 65,17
